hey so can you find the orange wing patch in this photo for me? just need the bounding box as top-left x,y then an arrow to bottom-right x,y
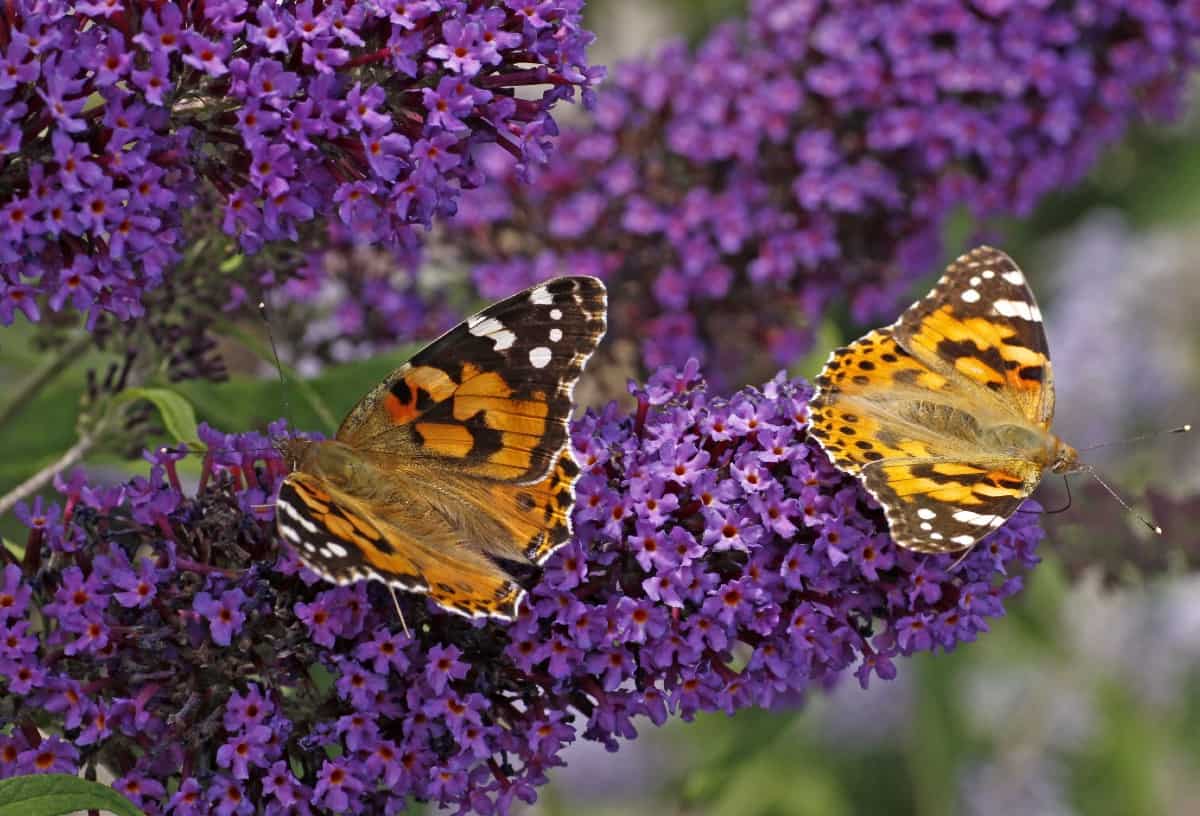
904,304 -> 1050,416
858,459 -> 1038,553
808,329 -> 948,473
381,365 -> 457,424
485,450 -> 580,564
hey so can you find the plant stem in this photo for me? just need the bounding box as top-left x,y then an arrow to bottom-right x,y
0,333 -> 93,428
0,427 -> 100,519
218,320 -> 340,433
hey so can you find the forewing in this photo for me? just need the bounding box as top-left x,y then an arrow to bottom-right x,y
276,472 -> 525,619
892,246 -> 1054,428
337,276 -> 607,484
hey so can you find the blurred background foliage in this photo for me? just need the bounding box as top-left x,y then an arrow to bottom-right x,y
2,0 -> 1199,813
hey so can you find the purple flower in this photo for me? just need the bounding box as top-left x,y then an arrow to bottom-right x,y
112,558 -> 159,609
0,564 -> 31,620
194,589 -> 248,646
295,592 -> 341,646
429,20 -> 485,76
0,0 -> 599,329
0,353 -> 1044,814
217,726 -> 272,780
168,778 -> 206,815
17,736 -> 78,775
355,630 -> 412,675
114,773 -> 167,809
424,644 -> 469,695
313,758 -> 366,813
224,685 -> 274,733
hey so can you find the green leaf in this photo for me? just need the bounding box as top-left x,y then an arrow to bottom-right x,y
0,774 -> 145,816
116,387 -> 203,450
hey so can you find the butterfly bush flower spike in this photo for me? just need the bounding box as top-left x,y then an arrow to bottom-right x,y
1,361 -> 1042,812
451,0 -> 1200,383
0,0 -> 599,326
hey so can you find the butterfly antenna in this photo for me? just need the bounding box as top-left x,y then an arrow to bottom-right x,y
1079,424 -> 1191,452
1081,465 -> 1162,536
388,586 -> 411,638
258,297 -> 293,436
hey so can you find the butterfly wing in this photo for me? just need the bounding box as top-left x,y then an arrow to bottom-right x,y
892,245 -> 1054,428
277,472 -> 524,618
337,276 -> 606,485
809,247 -> 1051,553
334,276 -> 603,573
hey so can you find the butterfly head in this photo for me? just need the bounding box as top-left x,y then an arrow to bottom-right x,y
1049,438 -> 1082,475
277,436 -> 314,471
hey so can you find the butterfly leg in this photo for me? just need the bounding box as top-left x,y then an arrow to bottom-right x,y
387,585 -> 411,638
947,545 -> 977,571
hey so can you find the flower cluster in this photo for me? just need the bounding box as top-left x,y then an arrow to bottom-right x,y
0,0 -> 599,327
0,367 -> 1042,814
449,0 -> 1200,384
270,237 -> 461,373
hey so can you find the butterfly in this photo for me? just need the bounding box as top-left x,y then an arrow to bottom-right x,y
274,276 -> 607,619
807,245 -> 1079,553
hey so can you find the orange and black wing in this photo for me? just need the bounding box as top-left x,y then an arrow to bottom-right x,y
808,247 -> 1051,553
892,245 -> 1054,428
276,472 -> 525,619
338,276 -> 607,485
339,276 -> 604,567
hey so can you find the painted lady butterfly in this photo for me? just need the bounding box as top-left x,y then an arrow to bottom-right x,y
808,246 -> 1078,553
275,277 -> 607,618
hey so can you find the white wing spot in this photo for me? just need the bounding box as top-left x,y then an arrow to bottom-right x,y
952,509 -> 995,527
930,532 -> 945,541
550,308 -> 563,320
1002,270 -> 1025,285
969,276 -> 981,287
530,285 -> 554,305
549,327 -> 563,343
993,299 -> 1035,321
917,508 -> 936,520
961,288 -> 981,304
982,269 -> 995,279
529,346 -> 552,368
278,500 -> 319,534
951,534 -> 975,546
468,316 -> 517,351
326,541 -> 348,558
920,521 -> 933,531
